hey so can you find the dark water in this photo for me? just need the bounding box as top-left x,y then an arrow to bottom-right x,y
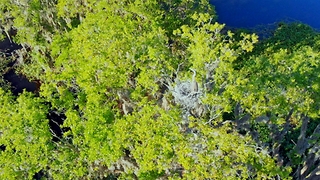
1,37 -> 40,95
3,69 -> 39,95
210,0 -> 320,30
0,37 -> 21,54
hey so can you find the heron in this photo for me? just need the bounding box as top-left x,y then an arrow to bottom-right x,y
161,96 -> 170,111
122,99 -> 133,115
189,68 -> 198,93
117,90 -> 133,115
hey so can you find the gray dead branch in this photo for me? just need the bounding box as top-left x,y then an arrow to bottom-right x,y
235,113 -> 251,131
107,156 -> 139,179
234,102 -> 244,119
271,108 -> 294,166
296,115 -> 310,155
255,115 -> 269,123
297,123 -> 320,179
308,124 -> 320,146
305,165 -> 320,180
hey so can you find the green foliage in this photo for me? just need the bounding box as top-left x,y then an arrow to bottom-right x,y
252,122 -> 272,143
262,23 -> 318,53
0,89 -> 51,179
230,35 -> 320,119
173,12 -> 258,121
227,22 -> 320,178
2,0 -> 320,179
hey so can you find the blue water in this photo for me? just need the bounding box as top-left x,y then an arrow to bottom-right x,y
210,0 -> 320,30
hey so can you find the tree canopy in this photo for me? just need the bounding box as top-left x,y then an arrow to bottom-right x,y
0,0 -> 319,179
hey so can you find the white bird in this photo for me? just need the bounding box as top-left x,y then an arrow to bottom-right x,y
189,68 -> 198,93
161,96 -> 170,111
117,90 -> 133,115
122,100 -> 133,115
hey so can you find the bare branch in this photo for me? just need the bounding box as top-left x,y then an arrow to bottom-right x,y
272,108 -> 294,166
296,115 -> 309,155
305,164 -> 320,180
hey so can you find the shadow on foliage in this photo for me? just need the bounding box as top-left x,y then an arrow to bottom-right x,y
33,170 -> 47,180
0,144 -> 5,151
233,22 -> 320,70
258,22 -> 320,52
47,110 -> 68,142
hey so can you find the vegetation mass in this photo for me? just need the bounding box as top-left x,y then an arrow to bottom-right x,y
0,0 -> 319,179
